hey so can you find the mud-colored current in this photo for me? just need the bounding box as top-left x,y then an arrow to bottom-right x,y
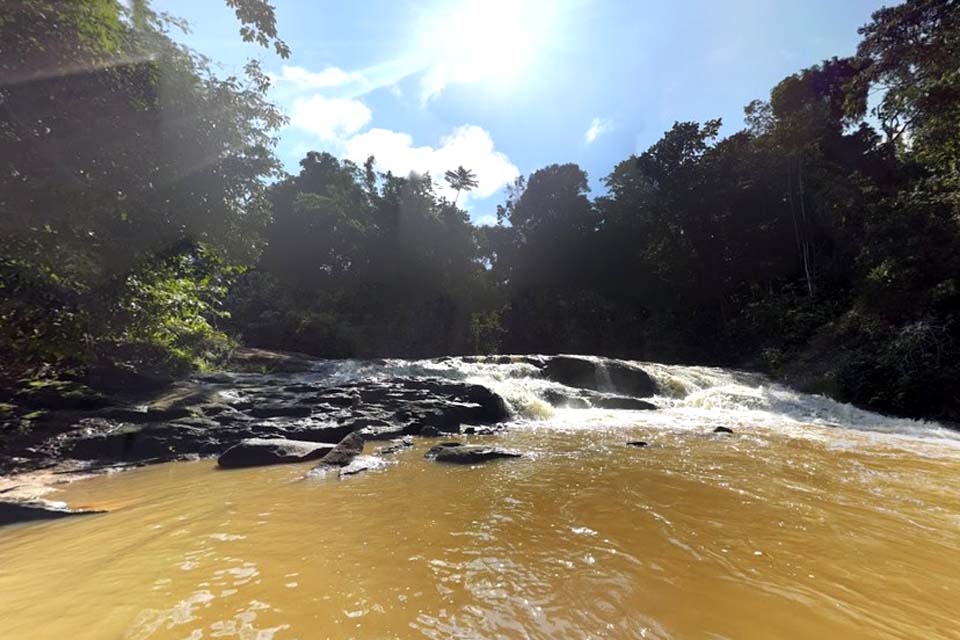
2,359 -> 959,639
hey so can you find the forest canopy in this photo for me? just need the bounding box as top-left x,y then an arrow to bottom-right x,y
2,0 -> 958,421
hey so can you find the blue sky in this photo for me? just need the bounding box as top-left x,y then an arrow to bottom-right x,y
156,0 -> 889,224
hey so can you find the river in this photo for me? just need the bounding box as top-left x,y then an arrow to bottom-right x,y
1,357 -> 959,639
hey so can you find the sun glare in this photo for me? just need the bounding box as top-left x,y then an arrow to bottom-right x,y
418,0 -> 554,98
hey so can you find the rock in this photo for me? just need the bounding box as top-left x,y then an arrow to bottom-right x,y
14,380 -> 107,410
358,424 -> 406,441
228,348 -> 318,373
375,436 -> 414,456
592,396 -> 657,410
419,425 -> 441,437
315,431 -> 364,468
541,388 -> 591,408
217,438 -> 335,469
297,423 -> 356,444
713,426 -> 734,434
94,406 -> 193,423
248,404 -> 312,419
461,425 -> 500,436
424,442 -> 464,457
542,356 -> 657,397
425,443 -> 522,464
0,500 -> 106,527
626,440 -> 649,447
338,455 -> 392,478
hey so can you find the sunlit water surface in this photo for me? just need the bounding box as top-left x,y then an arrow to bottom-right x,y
2,359 -> 960,639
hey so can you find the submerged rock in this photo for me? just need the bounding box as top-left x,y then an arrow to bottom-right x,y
0,500 -> 106,527
425,443 -> 522,464
217,438 -> 334,469
375,436 -> 414,456
542,356 -> 658,397
592,396 -> 657,410
713,426 -> 734,434
626,440 -> 649,448
338,455 -> 393,478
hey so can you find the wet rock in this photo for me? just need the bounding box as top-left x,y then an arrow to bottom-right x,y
592,396 -> 657,411
425,442 -> 521,464
338,455 -> 392,478
424,441 -> 464,455
358,424 -> 406,441
375,436 -> 414,456
0,500 -> 106,527
217,438 -> 335,469
461,425 -> 501,436
541,389 -> 590,409
713,426 -> 734,434
315,432 -> 365,468
297,423 -> 355,445
626,440 -> 649,448
93,406 -> 193,423
419,425 -> 441,437
542,356 -> 657,397
14,381 -> 107,411
228,348 -> 317,373
63,424 -> 178,461
4,355 -> 515,475
248,404 -> 312,419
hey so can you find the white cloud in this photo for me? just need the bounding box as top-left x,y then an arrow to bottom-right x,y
273,65 -> 358,90
475,214 -> 499,226
585,117 -> 614,144
289,95 -> 372,141
343,125 -> 520,205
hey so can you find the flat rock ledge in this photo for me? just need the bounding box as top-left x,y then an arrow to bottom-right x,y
217,438 -> 334,469
424,442 -> 523,464
0,499 -> 106,526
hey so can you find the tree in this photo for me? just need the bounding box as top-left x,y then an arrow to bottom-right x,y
443,166 -> 479,205
0,0 -> 285,376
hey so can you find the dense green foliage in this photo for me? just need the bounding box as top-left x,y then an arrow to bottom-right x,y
1,0 -> 957,421
1,0 -> 284,385
228,152 -> 494,357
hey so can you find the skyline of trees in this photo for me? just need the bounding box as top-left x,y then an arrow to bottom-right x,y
2,0 -> 958,422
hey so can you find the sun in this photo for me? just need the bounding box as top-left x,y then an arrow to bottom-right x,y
417,0 -> 555,99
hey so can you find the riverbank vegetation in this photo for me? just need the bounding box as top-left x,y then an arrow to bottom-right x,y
2,0 -> 958,421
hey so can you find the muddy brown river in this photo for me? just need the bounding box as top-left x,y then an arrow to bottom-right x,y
1,359 -> 959,639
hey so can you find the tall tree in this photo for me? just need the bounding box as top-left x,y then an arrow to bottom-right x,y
443,166 -> 479,205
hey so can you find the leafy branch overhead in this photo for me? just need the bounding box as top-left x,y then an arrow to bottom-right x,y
224,0 -> 290,58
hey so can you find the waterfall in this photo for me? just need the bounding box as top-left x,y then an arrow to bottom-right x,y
301,355 -> 960,449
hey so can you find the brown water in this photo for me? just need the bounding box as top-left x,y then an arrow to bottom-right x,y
2,425 -> 960,639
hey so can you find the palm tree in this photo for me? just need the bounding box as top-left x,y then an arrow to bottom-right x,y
444,166 -> 479,205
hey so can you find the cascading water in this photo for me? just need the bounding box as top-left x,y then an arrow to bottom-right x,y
304,355 -> 959,451
2,354 -> 959,640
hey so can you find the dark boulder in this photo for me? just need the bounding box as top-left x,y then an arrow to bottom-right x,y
359,424 -> 407,441
0,500 -> 106,527
227,348 -> 318,373
14,381 -> 107,410
217,438 -> 334,469
541,388 -> 590,408
713,426 -> 734,434
375,436 -> 414,456
626,440 -> 649,448
542,356 -> 657,397
248,404 -> 312,419
425,443 -> 522,464
315,431 -> 364,467
592,396 -> 657,410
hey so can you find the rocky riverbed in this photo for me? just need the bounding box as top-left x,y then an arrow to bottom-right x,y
0,350 -> 660,520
